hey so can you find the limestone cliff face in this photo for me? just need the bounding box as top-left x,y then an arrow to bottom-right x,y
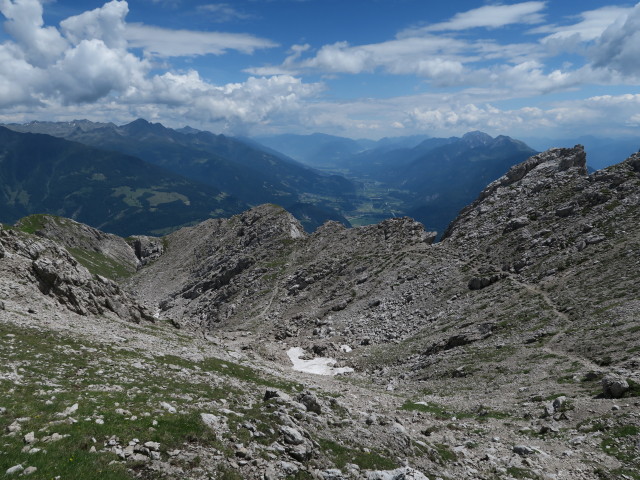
0,225 -> 152,323
15,214 -> 141,275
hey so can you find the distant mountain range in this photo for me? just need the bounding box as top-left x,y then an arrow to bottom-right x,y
2,119 -> 541,236
254,132 -> 431,169
3,119 -> 354,232
254,131 -> 537,234
0,126 -> 246,236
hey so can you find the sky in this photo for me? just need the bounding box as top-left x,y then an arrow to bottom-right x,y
0,0 -> 639,140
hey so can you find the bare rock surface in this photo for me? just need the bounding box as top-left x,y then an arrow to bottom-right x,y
1,147 -> 640,479
0,225 -> 152,323
15,214 -> 141,275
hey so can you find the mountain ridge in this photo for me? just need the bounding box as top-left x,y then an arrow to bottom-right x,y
1,145 -> 639,479
2,119 -> 355,231
0,126 -> 248,236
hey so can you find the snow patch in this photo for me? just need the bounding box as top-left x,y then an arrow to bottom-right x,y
287,347 -> 354,376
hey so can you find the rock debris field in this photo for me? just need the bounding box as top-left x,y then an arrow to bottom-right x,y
1,146 -> 640,479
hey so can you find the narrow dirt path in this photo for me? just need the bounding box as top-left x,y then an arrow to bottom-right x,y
509,274 -> 603,372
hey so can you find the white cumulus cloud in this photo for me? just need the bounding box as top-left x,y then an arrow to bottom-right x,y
0,0 -> 315,132
0,0 -> 67,67
60,0 -> 128,49
296,36 -> 469,85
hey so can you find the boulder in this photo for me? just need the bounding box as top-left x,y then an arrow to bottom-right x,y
602,374 -> 629,398
280,426 -> 305,445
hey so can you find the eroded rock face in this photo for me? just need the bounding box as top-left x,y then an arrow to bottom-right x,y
129,204 -> 439,341
0,227 -> 152,323
15,215 -> 140,275
127,235 -> 164,266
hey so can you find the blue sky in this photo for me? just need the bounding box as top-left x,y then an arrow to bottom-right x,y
0,0 -> 639,140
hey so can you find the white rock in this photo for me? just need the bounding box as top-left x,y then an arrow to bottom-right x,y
160,402 -> 176,414
7,421 -> 21,433
5,465 -> 23,475
280,426 -> 305,445
144,441 -> 161,451
390,422 -> 406,434
43,433 -> 68,443
278,461 -> 299,475
365,467 -> 429,480
201,413 -> 228,433
57,403 -> 78,417
23,466 -> 38,476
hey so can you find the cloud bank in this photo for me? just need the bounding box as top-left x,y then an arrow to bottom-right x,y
0,0 -> 639,140
0,0 -> 308,130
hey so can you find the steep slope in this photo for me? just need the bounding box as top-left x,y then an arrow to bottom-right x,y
0,223 -> 152,323
441,145 -> 640,369
127,204 -> 437,334
1,146 -> 639,480
0,127 -> 247,236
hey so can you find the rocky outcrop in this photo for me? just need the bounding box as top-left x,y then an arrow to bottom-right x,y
0,225 -> 152,322
127,235 -> 164,266
443,145 -> 588,240
15,215 -> 140,276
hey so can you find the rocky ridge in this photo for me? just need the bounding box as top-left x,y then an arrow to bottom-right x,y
0,223 -> 152,323
1,146 -> 639,479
